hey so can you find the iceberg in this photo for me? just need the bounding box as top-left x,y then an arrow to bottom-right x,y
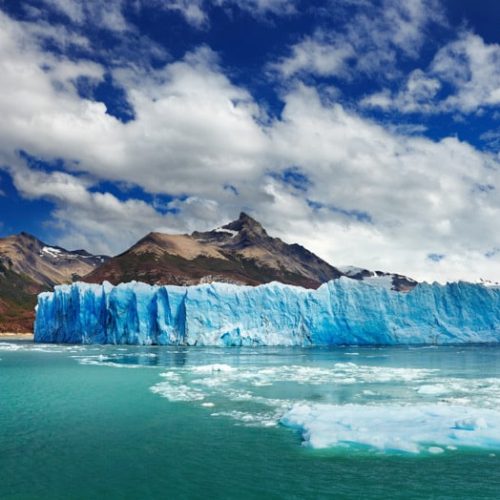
34,278 -> 500,345
281,403 -> 500,453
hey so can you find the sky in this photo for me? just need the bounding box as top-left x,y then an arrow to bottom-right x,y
0,0 -> 499,283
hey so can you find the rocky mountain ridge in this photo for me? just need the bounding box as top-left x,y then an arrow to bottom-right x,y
84,212 -> 344,288
0,213 -> 418,331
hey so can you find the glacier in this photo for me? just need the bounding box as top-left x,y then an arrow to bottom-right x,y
34,278 -> 500,346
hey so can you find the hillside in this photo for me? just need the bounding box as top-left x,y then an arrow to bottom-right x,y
0,232 -> 108,332
84,213 -> 418,292
84,213 -> 343,288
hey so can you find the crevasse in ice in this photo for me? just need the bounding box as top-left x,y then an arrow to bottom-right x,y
34,278 -> 500,345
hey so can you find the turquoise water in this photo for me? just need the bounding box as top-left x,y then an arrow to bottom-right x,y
2,341 -> 500,499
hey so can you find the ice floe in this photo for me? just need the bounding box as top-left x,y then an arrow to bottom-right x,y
281,403 -> 500,453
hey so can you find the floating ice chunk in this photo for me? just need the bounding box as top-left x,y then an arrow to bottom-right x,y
281,403 -> 500,453
150,381 -> 205,402
428,446 -> 444,454
191,364 -> 236,374
0,342 -> 23,351
211,410 -> 279,427
417,384 -> 449,395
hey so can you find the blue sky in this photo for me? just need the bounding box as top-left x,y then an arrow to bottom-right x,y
0,0 -> 499,283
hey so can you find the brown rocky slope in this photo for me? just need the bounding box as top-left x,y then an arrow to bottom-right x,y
84,213 -> 344,288
83,212 -> 418,291
0,232 -> 108,332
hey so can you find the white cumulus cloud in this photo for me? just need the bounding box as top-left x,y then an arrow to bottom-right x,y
0,9 -> 500,284
363,32 -> 500,114
272,0 -> 444,80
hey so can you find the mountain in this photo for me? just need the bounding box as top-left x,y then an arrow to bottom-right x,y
84,213 -> 418,292
0,214 -> 419,331
0,232 -> 108,332
84,212 -> 344,288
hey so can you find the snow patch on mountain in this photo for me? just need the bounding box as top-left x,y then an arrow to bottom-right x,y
213,227 -> 239,237
41,246 -> 63,258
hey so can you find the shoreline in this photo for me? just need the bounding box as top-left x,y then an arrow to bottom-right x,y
0,333 -> 34,341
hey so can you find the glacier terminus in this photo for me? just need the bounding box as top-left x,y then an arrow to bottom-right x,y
34,279 -> 500,345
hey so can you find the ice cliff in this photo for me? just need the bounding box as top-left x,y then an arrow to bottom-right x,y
34,279 -> 500,345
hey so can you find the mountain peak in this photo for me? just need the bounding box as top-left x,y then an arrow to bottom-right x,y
238,211 -> 254,222
223,212 -> 266,236
16,231 -> 42,243
83,214 -> 417,294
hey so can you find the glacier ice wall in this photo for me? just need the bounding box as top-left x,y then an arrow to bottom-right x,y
34,279 -> 500,346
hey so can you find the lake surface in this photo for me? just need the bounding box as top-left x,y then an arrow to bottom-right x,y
2,341 -> 500,499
